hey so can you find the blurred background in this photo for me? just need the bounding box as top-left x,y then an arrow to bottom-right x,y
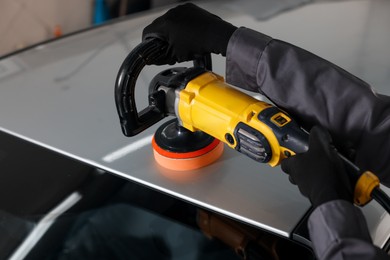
0,0 -> 185,57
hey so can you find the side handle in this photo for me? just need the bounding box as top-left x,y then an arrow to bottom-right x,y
115,38 -> 212,136
115,38 -> 167,136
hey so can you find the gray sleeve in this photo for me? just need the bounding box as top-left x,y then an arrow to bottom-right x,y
226,27 -> 390,186
308,200 -> 389,259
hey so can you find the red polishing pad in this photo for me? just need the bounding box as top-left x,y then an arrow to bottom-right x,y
152,137 -> 224,171
151,119 -> 224,171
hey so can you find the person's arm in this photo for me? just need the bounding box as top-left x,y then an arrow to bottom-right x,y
309,200 -> 389,260
281,126 -> 389,259
226,27 -> 390,186
142,4 -> 390,258
142,3 -> 390,186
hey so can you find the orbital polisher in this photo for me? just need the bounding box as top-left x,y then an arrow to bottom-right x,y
115,38 -> 390,212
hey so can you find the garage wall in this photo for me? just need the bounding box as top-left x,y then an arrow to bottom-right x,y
0,0 -> 93,57
0,0 -> 185,57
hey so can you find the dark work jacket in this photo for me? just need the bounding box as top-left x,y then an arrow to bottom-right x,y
226,27 -> 390,187
226,27 -> 390,259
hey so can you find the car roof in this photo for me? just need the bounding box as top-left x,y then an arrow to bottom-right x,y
0,0 -> 389,245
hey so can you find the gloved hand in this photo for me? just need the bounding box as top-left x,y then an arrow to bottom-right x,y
142,3 -> 237,65
281,126 -> 354,208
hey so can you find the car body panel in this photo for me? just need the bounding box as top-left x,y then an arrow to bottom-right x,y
0,0 -> 389,247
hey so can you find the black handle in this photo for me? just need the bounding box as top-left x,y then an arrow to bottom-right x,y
115,38 -> 212,136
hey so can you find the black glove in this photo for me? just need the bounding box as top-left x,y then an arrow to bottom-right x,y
281,126 -> 354,208
142,3 -> 237,65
